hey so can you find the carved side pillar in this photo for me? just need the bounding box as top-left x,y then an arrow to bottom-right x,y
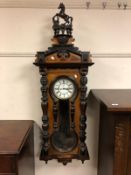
79,68 -> 89,161
40,68 -> 49,161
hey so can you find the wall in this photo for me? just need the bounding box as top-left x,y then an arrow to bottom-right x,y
0,8 -> 131,175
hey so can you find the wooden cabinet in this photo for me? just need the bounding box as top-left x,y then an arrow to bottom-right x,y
0,120 -> 34,175
89,90 -> 131,175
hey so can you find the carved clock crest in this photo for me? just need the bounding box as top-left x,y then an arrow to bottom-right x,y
34,3 -> 94,165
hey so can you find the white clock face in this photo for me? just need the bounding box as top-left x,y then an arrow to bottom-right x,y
53,78 -> 75,100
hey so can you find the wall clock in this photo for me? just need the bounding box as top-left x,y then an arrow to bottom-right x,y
34,3 -> 94,165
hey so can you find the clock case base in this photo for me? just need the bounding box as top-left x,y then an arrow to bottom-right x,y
40,148 -> 89,165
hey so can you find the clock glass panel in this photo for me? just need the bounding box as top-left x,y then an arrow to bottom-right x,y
53,78 -> 75,100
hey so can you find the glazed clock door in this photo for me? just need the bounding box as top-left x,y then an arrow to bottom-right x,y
50,76 -> 78,153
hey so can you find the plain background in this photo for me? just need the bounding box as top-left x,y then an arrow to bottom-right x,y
0,8 -> 131,175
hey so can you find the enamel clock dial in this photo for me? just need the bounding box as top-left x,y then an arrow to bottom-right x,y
53,78 -> 75,100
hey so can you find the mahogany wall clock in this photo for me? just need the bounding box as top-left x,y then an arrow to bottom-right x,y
34,3 -> 94,165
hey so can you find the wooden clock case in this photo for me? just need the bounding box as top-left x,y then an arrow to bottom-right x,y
34,3 -> 94,165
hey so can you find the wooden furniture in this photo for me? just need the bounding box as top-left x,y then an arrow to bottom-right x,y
89,90 -> 131,175
34,3 -> 93,165
0,120 -> 34,175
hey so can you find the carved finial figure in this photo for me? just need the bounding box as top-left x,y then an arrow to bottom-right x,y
52,3 -> 73,37
58,3 -> 65,15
